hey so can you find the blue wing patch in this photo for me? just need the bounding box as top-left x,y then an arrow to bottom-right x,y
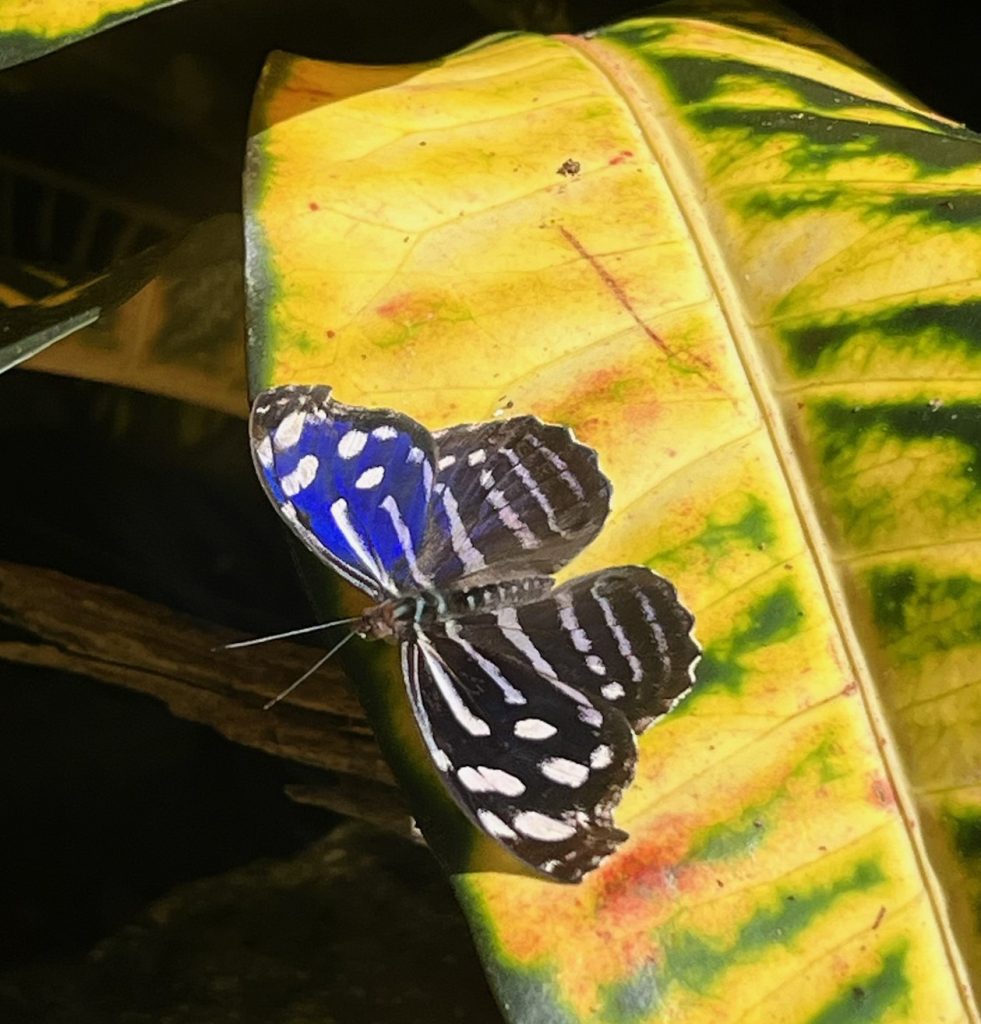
250,385 -> 437,597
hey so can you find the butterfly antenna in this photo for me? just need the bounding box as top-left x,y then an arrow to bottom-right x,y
218,617 -> 361,651
262,627 -> 360,711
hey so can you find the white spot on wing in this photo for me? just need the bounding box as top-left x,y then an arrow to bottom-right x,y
541,757 -> 589,788
578,704 -> 603,727
638,590 -> 670,666
437,484 -> 486,573
407,446 -> 425,463
467,448 -> 486,466
418,636 -> 490,737
487,488 -> 540,549
329,497 -> 392,591
527,436 -> 585,498
281,453 -> 319,496
556,592 -> 591,652
513,811 -> 577,842
586,654 -> 606,676
444,620 -> 525,704
497,608 -> 597,712
501,446 -> 571,537
380,495 -> 430,587
602,682 -> 626,700
273,411 -> 305,450
337,429 -> 368,459
438,454 -> 456,469
403,644 -> 451,775
372,425 -> 398,440
255,436 -> 273,468
594,588 -> 644,682
590,745 -> 613,769
458,765 -> 525,796
478,809 -> 517,839
355,465 -> 385,489
514,718 -> 557,740
496,608 -> 554,678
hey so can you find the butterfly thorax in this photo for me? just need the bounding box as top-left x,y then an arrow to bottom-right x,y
359,575 -> 555,642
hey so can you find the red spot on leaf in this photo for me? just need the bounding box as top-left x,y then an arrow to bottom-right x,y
597,816 -> 696,918
869,775 -> 896,810
841,681 -> 857,696
308,201 -> 320,211
376,294 -> 413,317
609,149 -> 634,165
325,329 -> 335,338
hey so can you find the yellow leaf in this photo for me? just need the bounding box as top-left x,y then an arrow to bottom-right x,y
245,10 -> 981,1023
0,0 -> 182,68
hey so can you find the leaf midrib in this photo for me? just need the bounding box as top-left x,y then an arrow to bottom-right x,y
562,23 -> 977,1016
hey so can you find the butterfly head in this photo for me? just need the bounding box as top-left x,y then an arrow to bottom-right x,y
359,594 -> 436,643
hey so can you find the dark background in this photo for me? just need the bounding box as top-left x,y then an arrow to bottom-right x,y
0,0 -> 975,1020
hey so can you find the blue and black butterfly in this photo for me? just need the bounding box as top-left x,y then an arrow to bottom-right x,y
250,384 -> 700,882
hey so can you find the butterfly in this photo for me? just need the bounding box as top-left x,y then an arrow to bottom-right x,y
250,384 -> 700,882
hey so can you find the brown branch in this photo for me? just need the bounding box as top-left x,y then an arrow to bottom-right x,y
0,560 -> 410,833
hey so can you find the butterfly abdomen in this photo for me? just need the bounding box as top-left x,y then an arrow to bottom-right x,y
444,576 -> 555,617
362,576 -> 555,641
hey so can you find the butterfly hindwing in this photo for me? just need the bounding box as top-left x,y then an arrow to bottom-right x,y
250,385 -> 437,597
403,603 -> 637,882
512,566 -> 701,733
419,417 -> 612,588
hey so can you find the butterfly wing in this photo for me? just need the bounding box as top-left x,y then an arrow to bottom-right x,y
402,612 -> 637,882
418,417 -> 611,589
250,385 -> 437,598
510,566 -> 701,733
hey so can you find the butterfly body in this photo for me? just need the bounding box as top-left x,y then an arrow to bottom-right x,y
250,384 -> 700,882
359,576 -> 558,641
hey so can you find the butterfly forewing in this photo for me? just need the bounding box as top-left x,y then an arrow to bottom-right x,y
403,619 -> 636,882
250,386 -> 437,597
419,417 -> 612,588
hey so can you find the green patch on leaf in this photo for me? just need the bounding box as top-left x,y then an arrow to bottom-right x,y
886,192 -> 981,227
816,399 -> 981,482
649,54 -> 959,140
688,107 -> 980,176
739,188 -> 844,219
651,494 -> 776,567
740,189 -> 981,231
662,860 -> 887,992
806,946 -> 910,1024
696,580 -> 805,692
945,807 -> 981,862
689,808 -> 768,862
599,20 -> 675,51
690,738 -> 848,862
599,961 -> 660,1024
862,566 -> 981,676
779,300 -> 981,373
482,957 -> 577,1024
